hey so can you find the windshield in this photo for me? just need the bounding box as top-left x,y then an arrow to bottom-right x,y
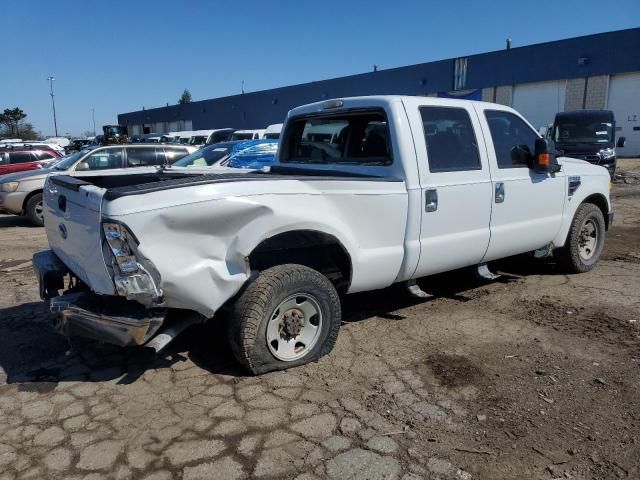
189,136 -> 207,145
231,132 -> 255,140
227,140 -> 278,169
172,144 -> 232,167
553,114 -> 614,144
54,151 -> 86,170
264,133 -> 280,139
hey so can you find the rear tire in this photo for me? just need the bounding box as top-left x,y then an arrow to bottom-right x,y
25,193 -> 44,227
556,203 -> 605,273
228,264 -> 341,375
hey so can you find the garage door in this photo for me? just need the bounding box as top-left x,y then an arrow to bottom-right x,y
608,72 -> 640,157
512,81 -> 566,131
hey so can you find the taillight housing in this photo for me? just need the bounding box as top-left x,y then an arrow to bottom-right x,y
102,222 -> 139,275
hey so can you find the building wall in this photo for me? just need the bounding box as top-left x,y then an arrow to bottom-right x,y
119,28 -> 640,131
512,80 -> 566,128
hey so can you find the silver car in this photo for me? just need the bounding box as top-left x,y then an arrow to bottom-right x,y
0,144 -> 195,226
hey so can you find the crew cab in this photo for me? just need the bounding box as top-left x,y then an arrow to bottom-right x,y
34,96 -> 612,374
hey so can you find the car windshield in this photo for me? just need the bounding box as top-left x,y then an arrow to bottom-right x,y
54,151 -> 86,170
553,114 -> 614,144
227,140 -> 279,169
189,136 -> 207,145
172,144 -> 232,167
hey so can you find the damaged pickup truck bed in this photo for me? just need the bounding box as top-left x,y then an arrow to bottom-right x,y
35,96 -> 613,374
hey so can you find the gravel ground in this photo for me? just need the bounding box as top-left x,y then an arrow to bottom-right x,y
0,161 -> 639,480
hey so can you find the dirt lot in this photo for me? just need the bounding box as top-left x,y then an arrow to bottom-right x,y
1,160 -> 639,480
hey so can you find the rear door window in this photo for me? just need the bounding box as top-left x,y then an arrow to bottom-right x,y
35,151 -> 56,160
126,147 -> 158,167
160,147 -> 189,164
419,106 -> 481,172
281,111 -> 393,165
8,152 -> 36,164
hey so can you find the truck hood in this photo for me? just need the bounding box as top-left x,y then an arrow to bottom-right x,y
556,156 -> 609,177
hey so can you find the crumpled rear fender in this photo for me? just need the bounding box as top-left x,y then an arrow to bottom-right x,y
106,188 -> 407,318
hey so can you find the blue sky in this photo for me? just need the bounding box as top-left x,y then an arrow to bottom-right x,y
2,0 -> 639,136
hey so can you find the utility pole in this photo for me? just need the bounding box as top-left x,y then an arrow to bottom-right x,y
241,80 -> 245,94
91,108 -> 96,136
47,76 -> 58,136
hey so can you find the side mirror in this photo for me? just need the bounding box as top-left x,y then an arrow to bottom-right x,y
616,136 -> 626,148
533,138 -> 561,174
75,161 -> 90,171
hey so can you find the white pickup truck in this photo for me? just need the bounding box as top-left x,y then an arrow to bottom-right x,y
34,96 -> 612,374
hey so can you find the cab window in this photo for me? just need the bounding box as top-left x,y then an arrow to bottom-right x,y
485,110 -> 538,168
420,106 -> 481,172
281,111 -> 393,165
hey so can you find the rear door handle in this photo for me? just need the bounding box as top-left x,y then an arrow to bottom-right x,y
425,189 -> 438,212
495,182 -> 505,203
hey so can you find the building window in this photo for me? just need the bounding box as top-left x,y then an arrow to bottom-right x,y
453,57 -> 468,91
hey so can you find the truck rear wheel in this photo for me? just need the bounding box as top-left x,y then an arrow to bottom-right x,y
556,203 -> 605,273
228,264 -> 341,375
25,193 -> 44,227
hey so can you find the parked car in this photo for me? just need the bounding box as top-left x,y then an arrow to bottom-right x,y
264,123 -> 283,139
171,141 -> 242,168
34,96 -> 612,375
0,144 -> 195,226
549,110 -> 626,177
0,142 -> 66,155
230,129 -> 265,141
227,139 -> 279,169
65,139 -> 91,154
0,148 -> 61,176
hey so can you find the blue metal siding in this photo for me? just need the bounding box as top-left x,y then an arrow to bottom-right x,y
119,28 -> 640,130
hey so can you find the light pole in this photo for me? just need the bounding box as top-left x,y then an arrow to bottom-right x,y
47,76 -> 58,136
91,108 -> 96,136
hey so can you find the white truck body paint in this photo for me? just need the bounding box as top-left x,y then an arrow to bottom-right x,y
41,95 -> 612,320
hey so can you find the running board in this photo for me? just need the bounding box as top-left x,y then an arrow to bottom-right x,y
145,312 -> 202,353
405,279 -> 434,299
475,263 -> 502,281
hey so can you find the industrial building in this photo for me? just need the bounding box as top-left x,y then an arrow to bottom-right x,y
118,28 -> 640,155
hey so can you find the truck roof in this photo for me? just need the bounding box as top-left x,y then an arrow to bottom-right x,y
288,95 -> 509,117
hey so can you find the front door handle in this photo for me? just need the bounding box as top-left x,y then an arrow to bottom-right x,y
425,189 -> 438,212
495,182 -> 505,203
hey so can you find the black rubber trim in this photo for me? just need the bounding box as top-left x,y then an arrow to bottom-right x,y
102,170 -> 402,200
50,175 -> 91,191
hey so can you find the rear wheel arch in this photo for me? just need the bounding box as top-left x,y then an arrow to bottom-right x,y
247,229 -> 353,294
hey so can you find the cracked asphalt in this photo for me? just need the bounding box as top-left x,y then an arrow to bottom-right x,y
1,160 -> 639,480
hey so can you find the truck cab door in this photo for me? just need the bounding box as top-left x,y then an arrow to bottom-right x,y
406,100 -> 493,277
475,105 -> 565,261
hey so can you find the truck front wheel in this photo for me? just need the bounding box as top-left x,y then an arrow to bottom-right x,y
228,264 -> 341,374
556,203 -> 606,273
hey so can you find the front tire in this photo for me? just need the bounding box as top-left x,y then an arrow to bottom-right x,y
556,203 -> 605,273
25,193 -> 44,227
228,264 -> 341,375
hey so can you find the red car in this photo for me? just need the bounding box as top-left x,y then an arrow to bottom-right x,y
0,148 -> 62,176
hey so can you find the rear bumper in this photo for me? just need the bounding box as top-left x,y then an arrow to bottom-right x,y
33,250 -> 167,347
49,292 -> 167,347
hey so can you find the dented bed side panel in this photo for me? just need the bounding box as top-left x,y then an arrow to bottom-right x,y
102,179 -> 409,317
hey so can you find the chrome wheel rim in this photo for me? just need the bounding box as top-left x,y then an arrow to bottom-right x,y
266,294 -> 322,361
578,219 -> 598,260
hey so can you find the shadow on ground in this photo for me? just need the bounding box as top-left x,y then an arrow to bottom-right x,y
0,256 -> 553,387
0,215 -> 37,228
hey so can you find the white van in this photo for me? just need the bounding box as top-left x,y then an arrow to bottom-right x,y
230,129 -> 265,141
264,123 -> 283,139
